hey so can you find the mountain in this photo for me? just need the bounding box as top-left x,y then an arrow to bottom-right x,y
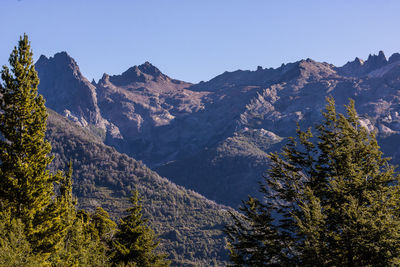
36,52 -> 102,127
36,52 -> 121,139
46,109 -> 232,266
96,61 -> 207,162
37,51 -> 400,209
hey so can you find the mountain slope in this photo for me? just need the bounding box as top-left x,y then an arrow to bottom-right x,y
157,52 -> 400,206
46,109 -> 232,267
38,51 -> 400,208
96,62 -> 208,163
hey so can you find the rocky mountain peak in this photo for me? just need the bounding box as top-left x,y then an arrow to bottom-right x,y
297,58 -> 317,67
389,53 -> 400,64
366,50 -> 387,68
53,51 -> 76,61
36,54 -> 48,64
354,57 -> 365,65
349,57 -> 365,66
35,52 -> 105,129
36,51 -> 82,78
338,51 -> 390,77
138,61 -> 163,76
98,73 -> 110,85
107,61 -> 169,87
295,59 -> 337,80
341,57 -> 364,69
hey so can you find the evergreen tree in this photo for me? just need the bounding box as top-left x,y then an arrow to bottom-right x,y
0,34 -> 70,255
58,162 -> 76,234
92,207 -> 117,244
224,197 -> 283,267
54,208 -> 113,266
112,191 -> 169,267
0,208 -> 45,266
225,97 -> 400,266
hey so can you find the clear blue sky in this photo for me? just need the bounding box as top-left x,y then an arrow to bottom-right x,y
1,0 -> 400,83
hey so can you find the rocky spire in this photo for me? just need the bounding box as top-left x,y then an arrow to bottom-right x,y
35,52 -> 104,128
365,50 -> 387,69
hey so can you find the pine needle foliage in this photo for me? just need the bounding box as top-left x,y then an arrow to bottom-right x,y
224,197 -> 283,267
226,97 -> 400,266
112,190 -> 170,267
0,34 -> 70,255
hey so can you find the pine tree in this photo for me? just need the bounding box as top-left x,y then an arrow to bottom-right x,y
0,34 -> 70,255
225,97 -> 400,266
54,208 -> 113,266
0,208 -> 45,266
58,162 -> 76,234
112,191 -> 170,267
224,197 -> 283,267
91,207 -> 117,244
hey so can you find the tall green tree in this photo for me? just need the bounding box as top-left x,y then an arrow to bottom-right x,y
224,197 -> 284,267
112,191 -> 169,267
0,208 -> 45,266
91,207 -> 117,244
54,208 -> 114,266
0,34 -> 70,255
225,97 -> 400,266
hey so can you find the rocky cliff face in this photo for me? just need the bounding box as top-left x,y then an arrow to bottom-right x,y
36,52 -> 103,127
35,52 -> 122,139
95,61 -> 210,161
36,51 -> 400,207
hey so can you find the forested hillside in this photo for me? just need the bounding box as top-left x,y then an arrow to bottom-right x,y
46,109 -> 232,266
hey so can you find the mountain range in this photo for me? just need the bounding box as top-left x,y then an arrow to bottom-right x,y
37,50 -> 400,206
36,50 -> 400,265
